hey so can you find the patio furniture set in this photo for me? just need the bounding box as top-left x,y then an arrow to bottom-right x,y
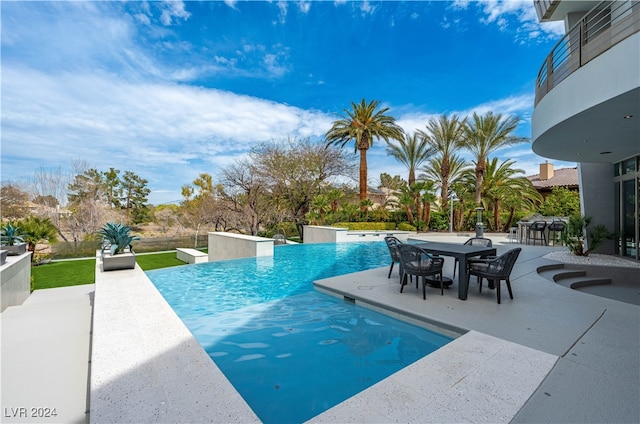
511,218 -> 567,246
385,236 -> 521,304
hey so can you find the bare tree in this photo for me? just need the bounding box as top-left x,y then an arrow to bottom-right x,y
30,166 -> 72,241
250,137 -> 354,238
1,182 -> 31,220
220,160 -> 269,236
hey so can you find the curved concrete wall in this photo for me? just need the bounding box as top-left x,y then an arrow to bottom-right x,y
532,32 -> 640,140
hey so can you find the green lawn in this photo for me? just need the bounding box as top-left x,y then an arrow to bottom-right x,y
31,251 -> 189,290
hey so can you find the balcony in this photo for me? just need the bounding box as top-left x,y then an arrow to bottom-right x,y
535,0 -> 640,106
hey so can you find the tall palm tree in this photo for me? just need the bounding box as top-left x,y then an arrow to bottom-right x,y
326,99 -> 404,201
386,132 -> 436,186
420,153 -> 469,209
462,112 -> 528,205
481,158 -> 542,230
418,114 -> 466,210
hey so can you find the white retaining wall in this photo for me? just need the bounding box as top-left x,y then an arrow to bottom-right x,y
0,252 -> 32,312
208,232 -> 274,261
303,225 -> 414,243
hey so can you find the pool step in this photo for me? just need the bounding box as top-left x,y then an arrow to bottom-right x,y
537,264 -> 612,289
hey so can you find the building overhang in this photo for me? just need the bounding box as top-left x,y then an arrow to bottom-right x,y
532,87 -> 639,163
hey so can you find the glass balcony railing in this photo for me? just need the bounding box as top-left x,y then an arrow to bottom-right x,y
535,0 -> 640,105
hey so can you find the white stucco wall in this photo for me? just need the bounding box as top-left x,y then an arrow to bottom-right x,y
0,252 -> 32,312
208,232 -> 274,261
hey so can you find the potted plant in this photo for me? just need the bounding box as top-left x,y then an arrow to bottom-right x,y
1,223 -> 28,256
97,222 -> 140,271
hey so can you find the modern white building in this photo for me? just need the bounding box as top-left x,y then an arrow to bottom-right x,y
531,0 -> 639,260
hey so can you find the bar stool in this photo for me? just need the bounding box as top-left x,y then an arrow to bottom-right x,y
528,221 -> 547,245
548,220 -> 566,246
508,227 -> 519,243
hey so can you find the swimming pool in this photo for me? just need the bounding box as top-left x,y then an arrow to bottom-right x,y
147,242 -> 452,423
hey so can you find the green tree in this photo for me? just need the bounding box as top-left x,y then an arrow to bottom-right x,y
67,168 -> 103,205
19,216 -> 58,259
397,187 -> 416,226
419,114 -> 466,210
310,194 -> 331,224
420,153 -> 469,209
120,171 -> 151,223
325,99 -> 404,201
480,158 -> 542,231
538,187 -> 580,217
462,112 -> 528,205
103,168 -> 121,209
181,173 -> 224,247
419,180 -> 438,230
386,132 -> 436,186
326,189 -> 344,215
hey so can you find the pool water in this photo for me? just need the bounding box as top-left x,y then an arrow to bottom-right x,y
147,242 -> 452,423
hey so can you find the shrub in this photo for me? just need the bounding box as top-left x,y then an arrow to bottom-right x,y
331,222 -> 395,231
562,215 -> 611,256
428,211 -> 449,231
397,222 -> 416,231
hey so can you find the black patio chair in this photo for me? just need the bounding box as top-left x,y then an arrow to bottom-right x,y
398,244 -> 445,299
528,221 -> 547,245
453,237 -> 493,277
548,220 -> 566,246
467,248 -> 521,304
384,236 -> 403,279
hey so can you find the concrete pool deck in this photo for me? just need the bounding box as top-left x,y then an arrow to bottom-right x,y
1,234 -> 638,423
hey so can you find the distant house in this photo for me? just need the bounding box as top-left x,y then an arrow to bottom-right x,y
527,162 -> 578,199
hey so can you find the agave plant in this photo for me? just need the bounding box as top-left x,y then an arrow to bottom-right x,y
97,222 -> 140,255
1,223 -> 25,246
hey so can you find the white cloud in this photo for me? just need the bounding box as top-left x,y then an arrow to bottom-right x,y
158,1 -> 191,26
453,0 -> 565,41
298,1 -> 312,14
1,66 -> 333,204
359,1 -> 377,15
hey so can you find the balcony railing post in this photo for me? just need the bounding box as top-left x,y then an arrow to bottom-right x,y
580,18 -> 586,66
546,53 -> 553,92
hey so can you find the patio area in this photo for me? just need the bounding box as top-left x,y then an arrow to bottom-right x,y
1,233 -> 638,423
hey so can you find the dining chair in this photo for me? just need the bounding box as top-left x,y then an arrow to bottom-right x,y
467,248 -> 521,304
398,244 -> 445,299
453,237 -> 493,278
384,236 -> 403,280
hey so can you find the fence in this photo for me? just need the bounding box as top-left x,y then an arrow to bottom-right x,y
51,235 -> 209,259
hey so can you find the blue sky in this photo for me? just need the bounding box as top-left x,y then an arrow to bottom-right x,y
1,1 -> 574,205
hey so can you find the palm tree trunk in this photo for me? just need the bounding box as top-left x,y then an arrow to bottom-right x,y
475,164 -> 484,205
359,148 -> 368,201
441,157 -> 450,210
404,205 -> 415,226
423,202 -> 431,230
493,200 -> 501,231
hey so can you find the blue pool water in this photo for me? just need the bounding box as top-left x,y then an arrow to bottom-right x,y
147,242 -> 452,423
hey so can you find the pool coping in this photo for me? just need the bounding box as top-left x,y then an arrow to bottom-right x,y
90,259 -> 260,423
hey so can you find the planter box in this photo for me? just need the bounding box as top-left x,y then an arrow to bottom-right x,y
0,250 -> 7,266
1,243 -> 27,256
102,251 -> 136,271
